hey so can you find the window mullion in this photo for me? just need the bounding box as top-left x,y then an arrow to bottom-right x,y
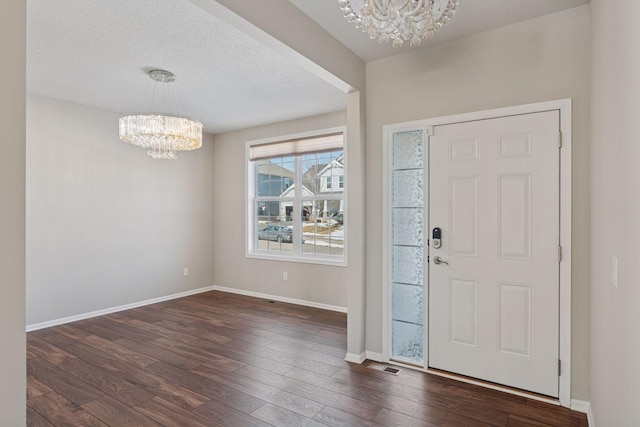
294,155 -> 303,254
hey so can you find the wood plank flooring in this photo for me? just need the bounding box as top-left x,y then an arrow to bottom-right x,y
27,291 -> 588,426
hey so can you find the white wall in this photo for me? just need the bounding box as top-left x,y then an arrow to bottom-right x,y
590,0 -> 640,424
364,6 -> 591,399
211,111 -> 350,309
0,0 -> 26,424
26,95 -> 215,326
194,0 -> 368,357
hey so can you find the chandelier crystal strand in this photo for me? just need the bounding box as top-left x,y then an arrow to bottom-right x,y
119,114 -> 202,159
118,70 -> 203,159
339,0 -> 459,48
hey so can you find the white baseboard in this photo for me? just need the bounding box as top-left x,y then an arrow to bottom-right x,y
212,285 -> 347,313
365,351 -> 383,362
27,284 -> 347,333
26,285 -> 217,332
344,351 -> 382,364
571,400 -> 594,426
344,352 -> 366,364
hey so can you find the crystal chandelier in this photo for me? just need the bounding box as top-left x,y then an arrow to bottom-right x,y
338,0 -> 460,48
119,70 -> 203,160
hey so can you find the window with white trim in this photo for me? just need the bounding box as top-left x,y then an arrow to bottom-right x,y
248,131 -> 345,262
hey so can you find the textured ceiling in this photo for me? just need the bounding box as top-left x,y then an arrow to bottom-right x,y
27,0 -> 348,134
27,0 -> 589,135
290,0 -> 589,62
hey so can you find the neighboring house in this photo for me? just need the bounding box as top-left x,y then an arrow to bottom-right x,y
318,155 -> 344,217
277,183 -> 315,221
318,155 -> 344,194
256,160 -> 295,197
259,158 -> 344,222
256,160 -> 295,219
301,162 -> 328,195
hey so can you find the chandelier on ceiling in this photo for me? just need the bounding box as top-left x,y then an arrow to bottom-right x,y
119,70 -> 203,160
338,0 -> 460,48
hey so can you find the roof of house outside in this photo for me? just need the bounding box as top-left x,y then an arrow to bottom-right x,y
317,154 -> 344,177
279,184 -> 315,198
303,163 -> 329,178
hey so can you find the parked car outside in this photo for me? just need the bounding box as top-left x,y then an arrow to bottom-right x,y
258,225 -> 293,243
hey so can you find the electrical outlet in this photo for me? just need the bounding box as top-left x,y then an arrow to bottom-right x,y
184,268 -> 189,277
283,272 -> 288,281
611,256 -> 618,288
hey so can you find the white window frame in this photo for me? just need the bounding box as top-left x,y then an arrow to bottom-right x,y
246,126 -> 347,266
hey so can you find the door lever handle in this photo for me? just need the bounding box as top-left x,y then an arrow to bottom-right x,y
433,256 -> 449,265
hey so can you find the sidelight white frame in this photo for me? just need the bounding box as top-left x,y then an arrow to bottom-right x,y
381,99 -> 572,407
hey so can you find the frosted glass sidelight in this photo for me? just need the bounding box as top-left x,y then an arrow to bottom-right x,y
392,320 -> 424,363
392,130 -> 424,170
390,128 -> 425,365
393,170 -> 424,208
392,283 -> 424,324
393,208 -> 424,246
392,246 -> 423,286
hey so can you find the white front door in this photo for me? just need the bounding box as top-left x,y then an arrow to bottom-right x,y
428,111 -> 560,397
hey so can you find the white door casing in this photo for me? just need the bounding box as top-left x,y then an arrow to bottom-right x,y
428,111 -> 560,397
382,99 -> 572,407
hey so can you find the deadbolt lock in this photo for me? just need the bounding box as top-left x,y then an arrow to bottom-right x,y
432,227 -> 442,249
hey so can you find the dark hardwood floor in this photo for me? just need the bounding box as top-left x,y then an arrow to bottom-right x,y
27,291 -> 587,426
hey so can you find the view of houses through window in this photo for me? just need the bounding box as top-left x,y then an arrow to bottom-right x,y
250,134 -> 345,260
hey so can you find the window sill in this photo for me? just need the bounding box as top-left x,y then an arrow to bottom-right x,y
246,252 -> 346,267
